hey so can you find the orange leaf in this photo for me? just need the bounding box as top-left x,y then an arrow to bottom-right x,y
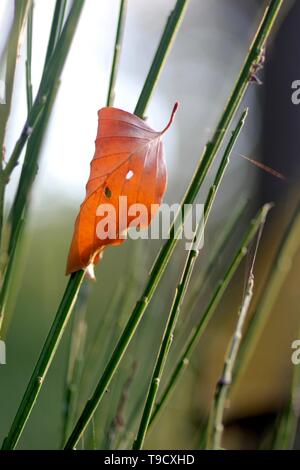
66,103 -> 178,276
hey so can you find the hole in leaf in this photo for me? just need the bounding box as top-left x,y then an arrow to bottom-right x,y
104,186 -> 112,198
126,170 -> 134,180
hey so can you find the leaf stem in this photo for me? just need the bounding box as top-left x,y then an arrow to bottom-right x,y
133,109 -> 248,450
106,0 -> 128,107
64,1 -> 282,449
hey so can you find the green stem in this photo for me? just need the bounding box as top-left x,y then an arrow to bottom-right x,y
133,109 -> 248,450
61,282 -> 89,446
0,1 -> 31,152
26,1 -> 34,113
106,0 -> 128,107
182,198 -> 248,320
235,201 -> 300,381
0,0 -> 85,329
2,101 -> 46,181
43,0 -> 67,68
1,270 -> 85,450
0,1 -> 31,263
64,1 -> 282,449
149,204 -> 272,428
208,207 -> 268,450
208,273 -> 255,450
2,0 -> 76,182
134,0 -> 189,118
0,82 -> 59,334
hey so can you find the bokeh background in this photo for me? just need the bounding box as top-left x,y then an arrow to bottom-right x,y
0,0 -> 299,449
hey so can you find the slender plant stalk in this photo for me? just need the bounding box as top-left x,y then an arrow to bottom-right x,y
1,0 -> 67,182
237,200 -> 300,450
0,0 -> 83,305
0,82 -> 60,333
106,0 -> 128,107
208,203 -> 270,450
1,0 -> 187,449
44,0 -> 67,67
207,273 -> 255,450
149,204 -> 272,428
1,270 -> 85,450
0,1 -> 31,256
26,1 -> 34,113
182,198 -> 248,320
235,200 -> 300,381
0,1 -> 31,150
7,0 -> 84,226
0,1 -> 33,308
3,0 -> 83,181
134,0 -> 189,117
207,213 -> 267,450
0,0 -> 85,332
64,1 -> 282,448
133,109 -> 248,450
61,282 -> 89,446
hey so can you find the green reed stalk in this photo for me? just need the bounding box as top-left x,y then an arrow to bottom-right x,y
235,200 -> 300,381
25,1 -> 34,113
235,201 -> 300,451
207,212 -> 267,450
1,271 -> 85,450
106,0 -> 128,107
134,0 -> 189,118
0,1 -> 31,256
0,0 -> 85,332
